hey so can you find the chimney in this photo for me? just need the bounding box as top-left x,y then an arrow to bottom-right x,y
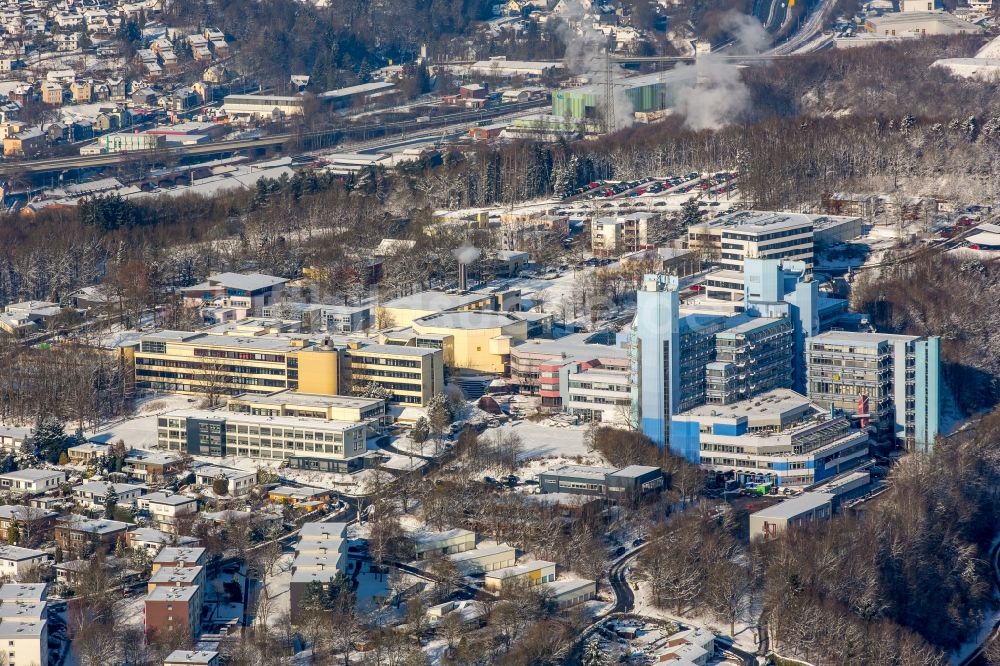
458,263 -> 468,291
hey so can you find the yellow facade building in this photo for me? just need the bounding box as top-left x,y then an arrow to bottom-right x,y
377,291 -> 496,329
408,310 -> 530,374
130,330 -> 443,407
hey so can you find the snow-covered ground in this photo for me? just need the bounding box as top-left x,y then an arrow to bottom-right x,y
86,393 -> 196,447
632,578 -> 760,654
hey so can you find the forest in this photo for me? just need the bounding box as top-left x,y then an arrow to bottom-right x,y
636,410 -> 1000,665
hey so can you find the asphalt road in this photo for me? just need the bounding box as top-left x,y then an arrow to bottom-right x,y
605,544 -> 646,614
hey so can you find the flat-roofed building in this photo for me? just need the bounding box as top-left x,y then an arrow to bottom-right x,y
145,584 -> 201,640
565,366 -> 632,424
0,427 -> 32,453
749,492 -> 835,540
291,553 -> 346,574
807,331 -> 941,451
866,10 -> 983,36
147,565 -> 205,596
0,506 -> 57,546
164,650 -> 219,666
0,583 -> 49,666
179,272 -> 288,313
223,93 -> 306,118
538,464 -> 664,498
136,493 -> 198,533
670,389 -> 870,486
293,538 -> 344,557
688,211 -> 817,271
621,247 -> 701,277
66,442 -> 107,464
591,212 -> 659,256
130,330 -> 339,397
126,527 -> 198,556
158,410 -> 368,473
510,332 -> 628,397
705,316 -> 794,405
541,578 -> 596,609
227,391 -> 390,435
448,543 -> 516,574
289,570 -> 341,624
342,343 -> 443,407
152,547 -> 208,573
123,450 -> 186,483
378,291 -> 497,330
412,528 -> 476,560
407,310 -> 535,374
269,486 -> 332,506
73,481 -> 145,507
484,560 -> 556,591
191,465 -> 256,496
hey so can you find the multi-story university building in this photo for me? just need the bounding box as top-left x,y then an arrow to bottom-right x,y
128,331 -> 443,407
705,317 -> 794,405
807,331 -> 941,452
670,388 -> 871,486
157,409 -> 368,472
687,210 -> 863,272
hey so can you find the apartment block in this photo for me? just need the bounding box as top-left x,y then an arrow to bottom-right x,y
145,585 -> 201,640
0,583 -> 49,666
591,213 -> 658,256
158,409 -> 368,473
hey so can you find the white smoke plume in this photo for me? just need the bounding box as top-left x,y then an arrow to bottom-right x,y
453,243 -> 481,264
672,12 -> 771,131
554,0 -> 634,131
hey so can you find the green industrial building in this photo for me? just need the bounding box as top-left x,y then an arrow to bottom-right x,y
550,72 -> 678,121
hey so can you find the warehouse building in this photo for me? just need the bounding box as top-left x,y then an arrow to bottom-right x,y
749,492 -> 835,540
866,11 -> 983,37
541,578 -> 597,609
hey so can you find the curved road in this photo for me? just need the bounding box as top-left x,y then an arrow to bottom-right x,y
601,544 -> 757,666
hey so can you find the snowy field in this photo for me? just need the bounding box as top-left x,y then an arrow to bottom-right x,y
85,393 -> 197,448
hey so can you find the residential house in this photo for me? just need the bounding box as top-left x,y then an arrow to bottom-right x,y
0,546 -> 49,582
136,493 -> 198,533
54,515 -> 129,558
0,470 -> 64,496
